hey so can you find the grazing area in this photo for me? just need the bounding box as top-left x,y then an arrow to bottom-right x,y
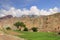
15,31 -> 60,40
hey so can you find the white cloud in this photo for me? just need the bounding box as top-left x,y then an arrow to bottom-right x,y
40,9 -> 50,15
40,7 -> 59,15
49,7 -> 59,13
0,6 -> 59,17
30,6 -> 40,15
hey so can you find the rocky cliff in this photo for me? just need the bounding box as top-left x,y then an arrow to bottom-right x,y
0,13 -> 60,32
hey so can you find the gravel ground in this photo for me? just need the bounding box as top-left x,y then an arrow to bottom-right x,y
0,31 -> 25,40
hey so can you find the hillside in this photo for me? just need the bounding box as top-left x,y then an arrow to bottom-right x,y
0,13 -> 60,32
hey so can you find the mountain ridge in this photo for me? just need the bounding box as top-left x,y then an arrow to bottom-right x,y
0,13 -> 60,32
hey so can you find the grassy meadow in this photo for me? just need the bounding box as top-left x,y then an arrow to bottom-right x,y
15,31 -> 60,40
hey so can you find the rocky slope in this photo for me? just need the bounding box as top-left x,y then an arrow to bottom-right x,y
0,13 -> 60,32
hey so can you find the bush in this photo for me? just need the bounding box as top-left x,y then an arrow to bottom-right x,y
58,32 -> 60,35
31,27 -> 38,32
23,27 -> 28,31
6,27 -> 11,30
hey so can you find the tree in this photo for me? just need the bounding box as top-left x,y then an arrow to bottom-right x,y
31,27 -> 38,32
14,22 -> 26,30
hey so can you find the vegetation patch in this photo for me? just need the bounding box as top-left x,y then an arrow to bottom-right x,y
15,30 -> 60,40
6,27 -> 11,30
23,27 -> 28,31
31,27 -> 38,32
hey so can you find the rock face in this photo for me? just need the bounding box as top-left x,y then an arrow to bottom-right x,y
0,13 -> 60,32
0,15 -> 13,20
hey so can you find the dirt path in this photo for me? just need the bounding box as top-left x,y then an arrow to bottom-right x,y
0,34 -> 25,40
0,31 -> 25,40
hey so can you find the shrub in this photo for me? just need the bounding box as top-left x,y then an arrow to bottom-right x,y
31,27 -> 38,32
6,27 -> 11,30
58,32 -> 60,35
23,27 -> 28,31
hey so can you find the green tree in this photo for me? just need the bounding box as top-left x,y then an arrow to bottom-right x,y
14,22 -> 26,30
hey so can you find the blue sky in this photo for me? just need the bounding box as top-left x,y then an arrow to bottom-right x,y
0,0 -> 60,10
0,0 -> 60,17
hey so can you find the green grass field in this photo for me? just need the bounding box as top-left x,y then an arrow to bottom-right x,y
16,31 -> 60,40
